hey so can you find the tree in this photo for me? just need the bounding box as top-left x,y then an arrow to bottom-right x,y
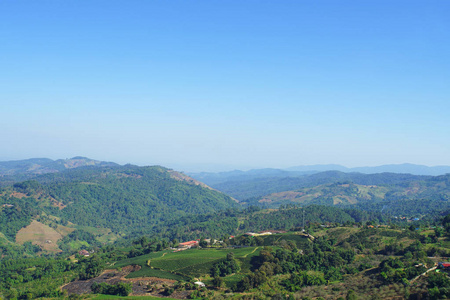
199,239 -> 208,248
442,214 -> 450,234
346,289 -> 357,300
212,276 -> 224,288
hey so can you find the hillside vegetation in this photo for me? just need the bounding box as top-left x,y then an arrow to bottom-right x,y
244,174 -> 450,210
0,165 -> 238,254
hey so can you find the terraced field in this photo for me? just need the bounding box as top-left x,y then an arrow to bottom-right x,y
114,250 -> 171,269
114,247 -> 261,280
15,220 -> 63,252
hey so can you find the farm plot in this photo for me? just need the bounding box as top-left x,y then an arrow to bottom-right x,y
116,247 -> 259,280
126,266 -> 188,281
150,248 -> 258,273
16,220 -> 63,252
114,250 -> 171,269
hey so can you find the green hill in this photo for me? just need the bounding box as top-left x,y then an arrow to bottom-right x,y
245,174 -> 450,210
0,165 -> 238,245
0,157 -> 119,187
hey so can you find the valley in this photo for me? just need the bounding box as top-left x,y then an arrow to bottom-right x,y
1,158 -> 450,299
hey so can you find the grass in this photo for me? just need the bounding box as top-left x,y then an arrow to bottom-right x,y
68,240 -> 90,250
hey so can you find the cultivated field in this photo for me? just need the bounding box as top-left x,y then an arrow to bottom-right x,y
114,247 -> 262,280
15,220 -> 63,252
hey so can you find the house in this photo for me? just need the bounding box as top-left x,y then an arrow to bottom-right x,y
78,250 -> 90,257
178,240 -> 199,249
438,262 -> 450,269
194,281 -> 205,287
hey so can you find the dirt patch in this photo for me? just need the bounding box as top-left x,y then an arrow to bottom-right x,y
62,266 -> 191,298
16,220 -> 63,252
9,192 -> 28,198
115,173 -> 143,179
169,171 -> 211,190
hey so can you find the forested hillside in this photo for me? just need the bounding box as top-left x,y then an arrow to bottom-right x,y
242,174 -> 450,210
0,157 -> 118,186
194,170 -> 428,201
0,164 -> 238,255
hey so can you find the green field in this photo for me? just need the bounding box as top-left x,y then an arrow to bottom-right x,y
114,247 -> 260,280
114,250 -> 171,269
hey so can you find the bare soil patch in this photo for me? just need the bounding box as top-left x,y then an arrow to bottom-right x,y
62,265 -> 191,298
16,220 -> 63,252
9,192 -> 28,198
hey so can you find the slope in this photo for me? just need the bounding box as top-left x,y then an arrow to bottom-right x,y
0,164 -> 238,244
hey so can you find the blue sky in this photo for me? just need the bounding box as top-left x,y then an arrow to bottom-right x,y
1,1 -> 449,171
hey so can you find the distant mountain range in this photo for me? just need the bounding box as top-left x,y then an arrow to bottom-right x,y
0,156 -> 118,176
286,163 -> 450,176
0,157 -> 119,186
191,163 -> 450,182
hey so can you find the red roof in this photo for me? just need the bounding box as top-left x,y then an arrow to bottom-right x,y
179,240 -> 198,246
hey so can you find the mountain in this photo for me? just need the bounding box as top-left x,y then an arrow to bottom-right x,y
287,163 -> 450,176
246,173 -> 450,209
192,170 -> 428,201
0,164 -> 238,247
0,157 -> 119,186
0,156 -> 119,176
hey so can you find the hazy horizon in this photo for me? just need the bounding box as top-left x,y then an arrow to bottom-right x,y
1,1 -> 449,171
2,155 -> 450,174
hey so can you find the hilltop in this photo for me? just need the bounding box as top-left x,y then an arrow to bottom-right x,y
0,157 -> 119,186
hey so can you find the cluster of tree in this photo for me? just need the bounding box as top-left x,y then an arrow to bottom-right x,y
91,281 -> 132,296
211,252 -> 240,277
282,271 -> 326,292
0,194 -> 40,240
427,271 -> 450,299
78,256 -> 104,280
58,229 -> 100,253
0,257 -> 76,299
379,257 -> 427,285
126,237 -> 170,258
235,237 -> 355,292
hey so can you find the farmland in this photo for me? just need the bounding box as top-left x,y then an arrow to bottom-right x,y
15,220 -> 63,252
114,247 -> 261,280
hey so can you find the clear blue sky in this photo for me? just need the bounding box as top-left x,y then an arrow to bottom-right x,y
1,1 -> 449,171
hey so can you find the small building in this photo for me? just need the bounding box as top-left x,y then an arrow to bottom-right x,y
194,281 -> 205,287
178,240 -> 199,249
438,262 -> 450,269
78,250 -> 90,257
